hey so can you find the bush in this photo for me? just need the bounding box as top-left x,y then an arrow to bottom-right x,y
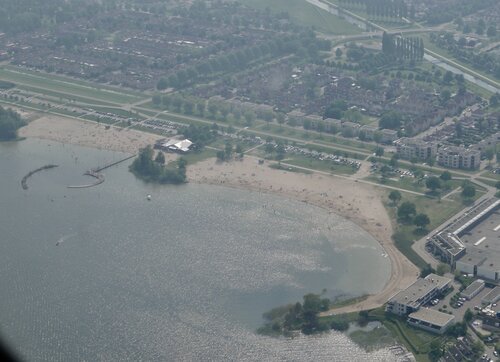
330,319 -> 349,331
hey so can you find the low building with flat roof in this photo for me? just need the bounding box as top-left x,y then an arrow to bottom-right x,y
407,308 -> 455,334
427,198 -> 500,273
386,274 -> 451,316
461,279 -> 485,300
455,250 -> 487,275
482,287 -> 500,305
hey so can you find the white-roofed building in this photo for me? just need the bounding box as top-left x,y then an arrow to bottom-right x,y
155,138 -> 193,153
386,273 -> 451,316
407,308 -> 455,334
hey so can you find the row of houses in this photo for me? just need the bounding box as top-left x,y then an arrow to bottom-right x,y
295,113 -> 399,144
395,138 -> 482,170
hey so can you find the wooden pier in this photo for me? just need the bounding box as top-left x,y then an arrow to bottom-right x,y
92,154 -> 136,173
67,154 -> 136,189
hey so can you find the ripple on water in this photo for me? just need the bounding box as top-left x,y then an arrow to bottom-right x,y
0,139 -> 397,361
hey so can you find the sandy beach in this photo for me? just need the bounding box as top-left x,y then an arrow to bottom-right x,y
19,115 -> 419,313
19,115 -> 163,155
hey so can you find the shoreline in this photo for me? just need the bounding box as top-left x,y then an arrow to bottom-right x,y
187,157 -> 420,314
18,115 -> 419,313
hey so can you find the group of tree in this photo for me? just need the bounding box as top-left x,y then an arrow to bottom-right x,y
0,106 -> 26,140
379,111 -> 404,131
395,200 -> 430,230
429,32 -> 500,80
257,292 -> 331,336
179,123 -> 217,149
263,138 -> 286,162
157,31 -> 330,90
423,0 -> 496,25
0,0 -> 109,34
129,146 -> 187,184
490,93 -> 500,107
382,32 -> 424,62
216,141 -> 244,162
461,182 -> 476,199
153,94 -> 263,126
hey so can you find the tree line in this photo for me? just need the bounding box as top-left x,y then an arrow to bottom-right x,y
338,0 -> 409,20
157,31 -> 330,90
382,32 -> 424,62
429,32 -> 500,80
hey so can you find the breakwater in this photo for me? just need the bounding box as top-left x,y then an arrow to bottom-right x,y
67,170 -> 105,189
21,164 -> 59,190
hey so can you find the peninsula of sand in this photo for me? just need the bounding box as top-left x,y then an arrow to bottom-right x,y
19,115 -> 419,314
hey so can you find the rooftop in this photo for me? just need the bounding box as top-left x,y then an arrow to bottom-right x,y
424,273 -> 452,291
483,287 -> 500,303
408,308 -> 455,327
389,274 -> 450,308
462,279 -> 485,297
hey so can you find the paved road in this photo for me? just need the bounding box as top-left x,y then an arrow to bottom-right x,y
305,0 -> 500,96
424,52 -> 500,94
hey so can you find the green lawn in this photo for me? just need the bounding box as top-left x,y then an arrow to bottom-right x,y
0,67 -> 144,104
480,170 -> 500,181
180,149 -> 217,165
242,0 -> 361,35
258,123 -> 376,154
384,193 -> 466,270
281,154 -> 359,175
365,174 -> 466,196
3,64 -> 144,98
15,84 -> 118,106
348,324 -> 397,351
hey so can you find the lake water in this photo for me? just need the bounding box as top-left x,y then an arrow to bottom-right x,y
0,138 -> 397,361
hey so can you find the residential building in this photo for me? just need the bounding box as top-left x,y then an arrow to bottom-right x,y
380,129 -> 398,144
437,146 -> 480,170
341,121 -> 360,137
395,138 -> 437,161
473,132 -> 500,155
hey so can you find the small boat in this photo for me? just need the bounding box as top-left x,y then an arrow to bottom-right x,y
147,194 -> 152,201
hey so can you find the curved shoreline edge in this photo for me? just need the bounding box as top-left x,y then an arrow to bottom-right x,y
21,164 -> 59,190
186,157 -> 420,316
18,117 -> 420,314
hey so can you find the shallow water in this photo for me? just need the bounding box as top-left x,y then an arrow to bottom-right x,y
0,138 -> 397,361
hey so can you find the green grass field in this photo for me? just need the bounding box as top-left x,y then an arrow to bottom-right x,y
3,65 -> 145,97
242,0 -> 361,35
0,67 -> 144,104
282,154 -> 359,175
